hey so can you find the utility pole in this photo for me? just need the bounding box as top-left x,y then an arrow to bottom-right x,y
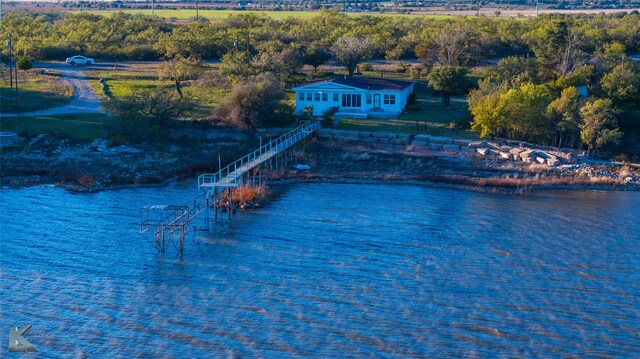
196,0 -> 199,20
344,0 -> 347,15
477,0 -> 480,17
8,33 -> 18,110
536,0 -> 539,18
152,0 -> 155,17
7,33 -> 12,88
15,55 -> 18,111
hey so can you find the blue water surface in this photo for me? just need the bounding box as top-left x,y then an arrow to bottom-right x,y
1,183 -> 639,357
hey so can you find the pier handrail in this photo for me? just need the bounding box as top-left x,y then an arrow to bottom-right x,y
198,120 -> 321,189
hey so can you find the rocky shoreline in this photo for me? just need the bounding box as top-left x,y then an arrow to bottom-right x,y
1,129 -> 639,194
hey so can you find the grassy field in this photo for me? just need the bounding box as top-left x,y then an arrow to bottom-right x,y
0,71 -> 73,114
83,9 -> 458,20
0,114 -> 106,141
92,63 -> 227,117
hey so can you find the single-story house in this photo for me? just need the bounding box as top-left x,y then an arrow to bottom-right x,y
293,76 -> 415,119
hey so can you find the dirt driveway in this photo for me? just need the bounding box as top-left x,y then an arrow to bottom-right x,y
1,62 -> 110,117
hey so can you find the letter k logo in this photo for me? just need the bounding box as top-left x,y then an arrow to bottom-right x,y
9,324 -> 38,352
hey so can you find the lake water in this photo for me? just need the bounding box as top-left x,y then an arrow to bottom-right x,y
1,183 -> 639,357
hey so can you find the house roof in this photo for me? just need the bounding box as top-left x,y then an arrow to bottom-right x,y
297,76 -> 415,91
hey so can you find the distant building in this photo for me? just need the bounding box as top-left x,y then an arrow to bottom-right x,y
293,77 -> 415,119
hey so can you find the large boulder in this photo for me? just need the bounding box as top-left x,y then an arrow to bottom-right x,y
443,144 -> 462,151
430,136 -> 453,144
411,140 -> 429,147
453,138 -> 474,146
414,134 -> 432,142
547,157 -> 560,166
468,141 -> 486,148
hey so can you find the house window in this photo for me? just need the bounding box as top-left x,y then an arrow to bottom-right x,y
298,92 -> 304,101
306,92 -> 312,101
341,94 -> 362,108
366,94 -> 372,105
384,94 -> 396,105
322,93 -> 328,102
333,93 -> 339,102
314,92 -> 320,101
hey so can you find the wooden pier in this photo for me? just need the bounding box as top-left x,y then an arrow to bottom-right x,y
140,121 -> 321,252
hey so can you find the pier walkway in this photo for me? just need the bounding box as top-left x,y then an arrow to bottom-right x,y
198,120 -> 321,192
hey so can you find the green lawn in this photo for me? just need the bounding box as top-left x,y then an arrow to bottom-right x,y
0,114 -> 106,141
339,117 -> 479,139
84,9 -> 459,20
338,100 -> 477,138
399,99 -> 471,123
0,72 -> 73,113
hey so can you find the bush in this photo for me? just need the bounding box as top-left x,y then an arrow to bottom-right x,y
321,108 -> 338,128
77,175 -> 96,187
310,70 -> 334,79
17,57 -> 33,70
217,73 -> 291,132
359,63 -> 373,72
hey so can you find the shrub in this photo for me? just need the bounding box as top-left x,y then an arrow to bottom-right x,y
231,183 -> 269,203
17,57 -> 33,71
359,62 -> 373,72
77,175 -> 96,187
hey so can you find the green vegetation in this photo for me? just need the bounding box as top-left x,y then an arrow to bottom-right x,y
0,71 -> 73,113
0,114 -> 105,141
1,9 -> 639,158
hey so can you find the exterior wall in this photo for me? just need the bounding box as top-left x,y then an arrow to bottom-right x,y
294,82 -> 414,117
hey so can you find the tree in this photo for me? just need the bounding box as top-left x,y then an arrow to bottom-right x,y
219,51 -> 255,81
525,19 -> 584,80
254,46 -> 303,80
102,89 -> 192,145
470,82 -> 553,143
303,44 -> 329,72
159,55 -> 204,98
16,56 -> 33,71
331,37 -> 373,76
216,73 -> 290,133
483,56 -> 539,88
385,37 -> 414,73
579,98 -> 623,157
426,66 -> 469,105
415,22 -> 485,67
546,86 -> 583,148
600,64 -> 640,107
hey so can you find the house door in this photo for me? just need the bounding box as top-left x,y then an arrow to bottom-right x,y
373,94 -> 381,109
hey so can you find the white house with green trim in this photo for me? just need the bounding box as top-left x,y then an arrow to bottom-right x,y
293,77 -> 415,119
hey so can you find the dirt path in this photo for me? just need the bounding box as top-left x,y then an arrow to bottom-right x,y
2,64 -> 101,118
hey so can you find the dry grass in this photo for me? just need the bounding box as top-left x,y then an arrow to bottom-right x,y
231,183 -> 269,203
619,165 -> 631,179
412,173 -> 621,188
